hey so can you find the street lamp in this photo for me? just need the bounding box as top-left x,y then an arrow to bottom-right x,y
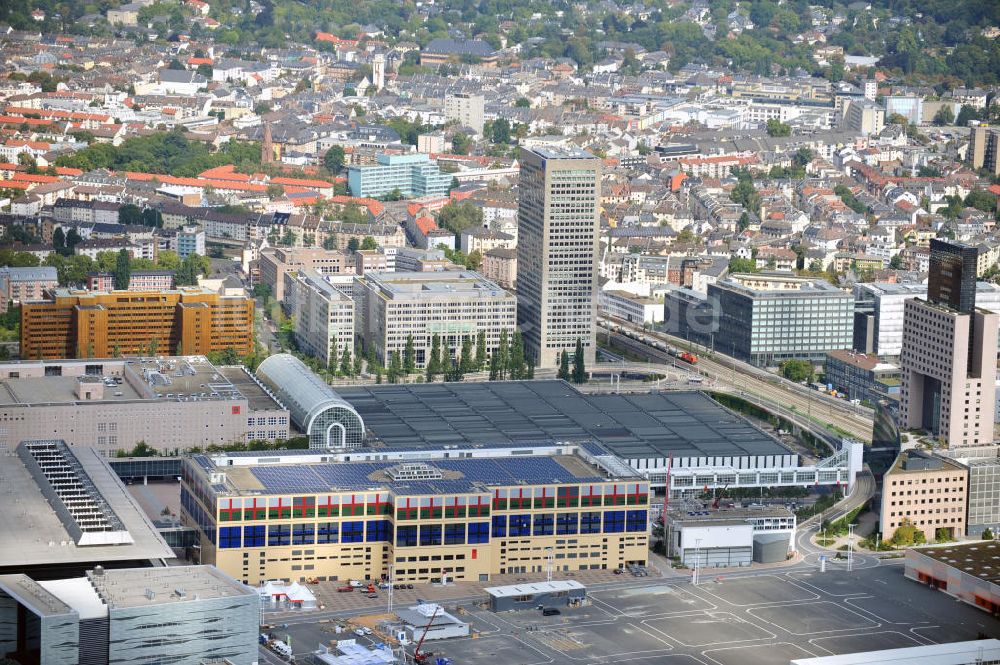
847,523 -> 855,572
387,563 -> 394,614
693,538 -> 702,586
545,546 -> 554,582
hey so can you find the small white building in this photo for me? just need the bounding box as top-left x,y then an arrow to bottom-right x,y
600,289 -> 663,325
395,603 -> 469,641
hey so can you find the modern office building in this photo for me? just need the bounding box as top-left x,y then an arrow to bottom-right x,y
900,240 -> 999,446
443,92 -> 485,135
938,446 -> 1000,538
968,125 -> 1000,175
258,247 -> 353,303
353,270 -> 516,368
516,147 -> 602,368
20,287 -> 254,360
0,565 -> 259,665
255,353 -> 365,449
85,271 -> 176,293
825,350 -> 901,404
704,274 -> 854,366
347,153 -> 452,199
844,99 -> 885,135
853,281 -> 1000,358
181,447 -> 650,586
905,543 -> 1000,616
0,266 -> 57,312
880,449 -> 968,542
287,269 -> 355,368
0,357 -> 288,454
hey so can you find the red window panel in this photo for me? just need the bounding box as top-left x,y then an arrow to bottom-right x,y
396,498 -> 419,520
343,494 -> 365,516
469,496 -> 490,517
581,485 -> 602,507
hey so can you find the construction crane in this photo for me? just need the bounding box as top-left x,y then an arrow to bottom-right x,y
412,606 -> 440,664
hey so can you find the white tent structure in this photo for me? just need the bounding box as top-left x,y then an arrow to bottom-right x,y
258,580 -> 317,609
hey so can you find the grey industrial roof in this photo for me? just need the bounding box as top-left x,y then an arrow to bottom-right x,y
0,445 -> 173,569
336,381 -> 791,460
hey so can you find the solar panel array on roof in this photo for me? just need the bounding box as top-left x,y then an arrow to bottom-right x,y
244,454 -> 606,495
337,381 -> 790,461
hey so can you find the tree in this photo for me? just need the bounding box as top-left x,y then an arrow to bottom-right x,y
427,334 -> 441,379
118,204 -> 142,225
114,249 -> 130,290
388,350 -> 402,383
403,334 -> 416,374
889,254 -> 905,270
965,189 -> 997,213
956,105 -> 980,127
571,338 -> 586,384
157,250 -> 181,271
340,345 -> 353,376
360,236 -> 378,251
496,329 -> 509,380
932,105 -> 955,126
324,145 -> 345,173
780,359 -> 814,383
346,237 -> 360,253
460,336 -> 474,373
168,57 -> 185,70
328,342 -> 339,375
353,343 -> 364,376
509,332 -> 525,380
252,283 -> 272,300
475,331 -> 487,371
557,350 -> 570,381
266,183 -> 285,199
765,119 -> 791,137
437,201 -> 483,237
53,227 -> 67,255
451,133 -> 472,155
515,97 -> 531,108
728,257 -> 756,273
983,527 -> 995,540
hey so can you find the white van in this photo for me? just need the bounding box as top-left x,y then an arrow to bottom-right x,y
271,640 -> 292,658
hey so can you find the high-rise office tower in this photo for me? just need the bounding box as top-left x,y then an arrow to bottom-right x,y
900,240 -> 998,446
516,147 -> 601,368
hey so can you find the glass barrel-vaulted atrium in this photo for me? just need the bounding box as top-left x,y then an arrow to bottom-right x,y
255,354 -> 365,449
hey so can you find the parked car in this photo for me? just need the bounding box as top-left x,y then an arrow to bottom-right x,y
407,584 -> 414,589
366,592 -> 378,599
349,580 -> 364,588
337,585 -> 354,592
354,628 -> 365,637
542,608 -> 561,616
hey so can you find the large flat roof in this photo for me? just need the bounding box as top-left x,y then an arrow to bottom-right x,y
0,445 -> 174,569
914,541 -> 1000,585
87,565 -> 254,608
789,639 -> 1000,665
336,381 -> 791,461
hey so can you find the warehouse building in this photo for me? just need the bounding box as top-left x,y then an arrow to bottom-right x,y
0,566 -> 258,665
0,356 -> 289,454
905,542 -> 1000,615
485,580 -> 587,612
664,506 -> 797,567
353,271 -> 516,368
790,639 -> 1000,665
180,448 -> 650,586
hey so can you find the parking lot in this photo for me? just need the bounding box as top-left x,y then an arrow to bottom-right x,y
261,563 -> 1000,665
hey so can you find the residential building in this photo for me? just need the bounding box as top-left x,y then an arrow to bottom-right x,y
881,449 -> 968,542
0,266 -> 57,312
707,274 -> 854,366
516,147 -> 601,368
460,227 -> 514,255
443,93 -> 485,135
355,249 -> 388,273
482,247 -> 517,290
347,154 -> 452,199
353,270 -> 516,368
900,240 -> 999,446
844,99 -> 885,135
0,358 -> 288,454
0,565 -> 259,665
968,125 -> 1000,176
176,225 -> 206,258
825,350 -> 901,404
21,287 -> 254,360
86,270 -> 175,292
181,447 -> 649,586
107,2 -> 141,26
420,38 -> 498,67
258,247 -> 352,302
288,269 -> 355,368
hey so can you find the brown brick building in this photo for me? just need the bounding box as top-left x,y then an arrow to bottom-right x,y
21,288 -> 254,359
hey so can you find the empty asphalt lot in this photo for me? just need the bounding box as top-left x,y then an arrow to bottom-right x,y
261,562 -> 1000,665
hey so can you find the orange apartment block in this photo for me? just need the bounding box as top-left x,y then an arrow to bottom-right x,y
21,288 -> 254,359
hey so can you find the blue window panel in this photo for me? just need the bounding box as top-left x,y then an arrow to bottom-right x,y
509,514 -> 531,537
292,523 -> 315,545
317,522 -> 339,544
556,513 -> 578,535
603,510 -> 625,533
468,522 -> 490,544
444,523 -> 465,545
580,512 -> 601,534
626,510 -> 647,532
268,524 -> 291,546
219,526 -> 241,549
342,521 -> 365,543
367,520 -> 392,542
420,524 -> 442,546
243,525 -> 265,547
533,513 -> 554,536
397,525 -> 418,547
491,515 -> 507,538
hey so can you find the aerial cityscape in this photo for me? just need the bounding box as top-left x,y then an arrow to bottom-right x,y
0,0 -> 999,664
